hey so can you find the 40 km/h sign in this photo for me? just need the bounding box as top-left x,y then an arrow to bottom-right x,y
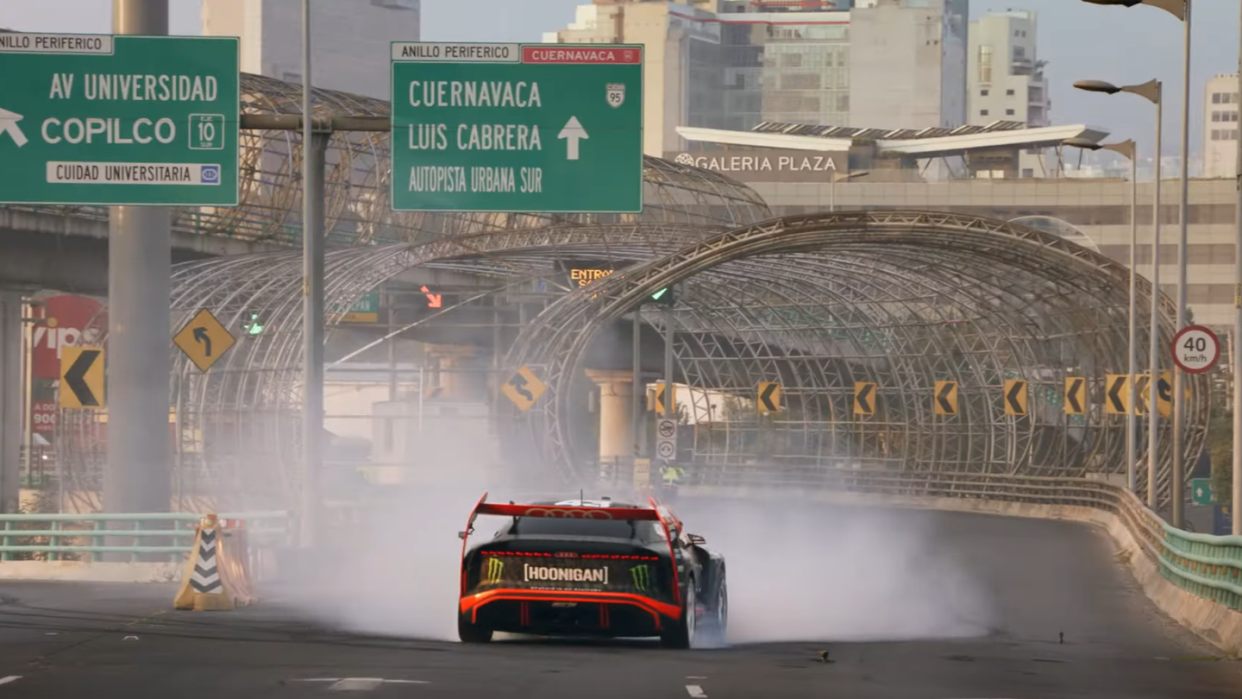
0,33 -> 239,206
1171,325 -> 1220,374
390,42 -> 643,213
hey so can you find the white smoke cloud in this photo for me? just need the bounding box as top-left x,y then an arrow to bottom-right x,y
675,496 -> 996,644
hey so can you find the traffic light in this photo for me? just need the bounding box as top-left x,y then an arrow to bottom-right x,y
242,311 -> 264,335
643,286 -> 675,307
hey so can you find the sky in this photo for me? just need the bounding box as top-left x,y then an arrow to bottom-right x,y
1,0 -> 1239,163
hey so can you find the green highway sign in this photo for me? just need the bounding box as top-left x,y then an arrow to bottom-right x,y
1191,478 -> 1213,506
390,42 -> 644,213
0,33 -> 239,206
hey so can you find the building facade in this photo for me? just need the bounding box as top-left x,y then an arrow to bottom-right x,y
200,0 -> 420,100
967,10 -> 1051,178
1202,73 -> 1240,180
542,0 -> 967,156
739,175 -> 1239,327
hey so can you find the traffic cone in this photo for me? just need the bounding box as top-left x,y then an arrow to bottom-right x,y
173,514 -> 235,611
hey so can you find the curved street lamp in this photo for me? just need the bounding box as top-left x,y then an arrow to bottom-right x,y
1080,0 -> 1191,528
1074,79 -> 1163,510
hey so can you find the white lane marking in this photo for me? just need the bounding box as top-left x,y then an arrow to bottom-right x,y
686,676 -> 707,680
0,677 -> 20,686
686,685 -> 707,698
292,678 -> 429,692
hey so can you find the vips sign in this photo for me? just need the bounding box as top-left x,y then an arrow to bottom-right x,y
667,150 -> 847,182
32,294 -> 104,380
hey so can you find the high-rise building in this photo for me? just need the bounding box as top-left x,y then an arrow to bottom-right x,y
543,0 -> 966,156
966,10 -> 1051,177
1202,74 -> 1240,179
201,0 -> 419,100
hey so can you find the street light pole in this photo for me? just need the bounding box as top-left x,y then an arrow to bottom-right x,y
1073,78 -> 1163,506
1065,137 -> 1139,491
1171,0 -> 1192,530
1233,0 -> 1242,535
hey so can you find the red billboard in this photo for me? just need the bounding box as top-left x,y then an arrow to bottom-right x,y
31,401 -> 56,435
31,295 -> 104,380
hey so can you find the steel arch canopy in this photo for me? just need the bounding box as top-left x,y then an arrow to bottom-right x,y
500,210 -> 1209,495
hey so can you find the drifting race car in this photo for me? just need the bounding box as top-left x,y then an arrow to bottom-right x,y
456,495 -> 727,649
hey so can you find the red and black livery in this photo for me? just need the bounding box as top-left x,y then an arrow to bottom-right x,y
457,495 -> 727,649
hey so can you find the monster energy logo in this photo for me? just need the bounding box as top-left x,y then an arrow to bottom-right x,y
630,564 -> 651,591
484,557 -> 504,584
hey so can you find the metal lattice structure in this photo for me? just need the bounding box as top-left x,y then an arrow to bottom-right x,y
54,167 -> 770,511
501,211 -> 1208,507
9,73 -> 768,246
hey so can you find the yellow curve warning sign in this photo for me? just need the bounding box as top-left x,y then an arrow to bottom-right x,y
934,381 -> 958,416
1064,377 -> 1086,415
501,366 -> 547,411
1003,379 -> 1028,416
173,308 -> 236,372
60,346 -> 105,409
1104,374 -> 1130,415
757,381 -> 782,415
853,382 -> 876,415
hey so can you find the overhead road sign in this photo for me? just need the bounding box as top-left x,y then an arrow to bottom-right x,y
1003,379 -> 1028,416
853,382 -> 876,416
502,366 -> 546,411
1171,325 -> 1220,374
934,381 -> 957,416
0,34 -> 240,206
390,42 -> 644,213
173,308 -> 236,372
757,381 -> 781,415
59,346 -> 104,409
1064,377 -> 1086,415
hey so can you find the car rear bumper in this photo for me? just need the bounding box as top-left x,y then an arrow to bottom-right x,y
460,589 -> 681,636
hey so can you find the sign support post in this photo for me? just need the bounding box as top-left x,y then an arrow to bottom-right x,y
108,0 -> 171,518
300,0 -> 325,550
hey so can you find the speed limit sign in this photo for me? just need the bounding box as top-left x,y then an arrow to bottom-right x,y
1171,325 -> 1220,374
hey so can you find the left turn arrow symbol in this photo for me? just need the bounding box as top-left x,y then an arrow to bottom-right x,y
64,349 -> 101,407
0,108 -> 28,147
193,327 -> 212,356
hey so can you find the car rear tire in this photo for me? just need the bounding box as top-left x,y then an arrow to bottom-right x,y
458,614 -> 493,644
661,582 -> 696,649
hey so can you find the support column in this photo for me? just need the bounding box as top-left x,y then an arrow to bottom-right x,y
428,345 -> 482,401
0,292 -> 22,514
106,0 -> 171,514
585,369 -> 634,463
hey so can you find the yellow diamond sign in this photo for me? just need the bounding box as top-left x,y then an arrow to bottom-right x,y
173,308 -> 237,372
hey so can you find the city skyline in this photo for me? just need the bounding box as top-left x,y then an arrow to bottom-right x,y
1,0 -> 1240,165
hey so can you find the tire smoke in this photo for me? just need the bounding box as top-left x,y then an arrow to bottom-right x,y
676,497 -> 996,643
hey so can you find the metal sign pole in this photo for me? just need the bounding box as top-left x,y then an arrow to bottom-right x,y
1234,0 -> 1242,535
299,0 -> 324,549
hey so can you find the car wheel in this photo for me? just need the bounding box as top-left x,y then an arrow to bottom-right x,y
458,614 -> 493,644
661,582 -> 696,649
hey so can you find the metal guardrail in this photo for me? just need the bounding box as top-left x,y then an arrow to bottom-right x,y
0,511 -> 289,563
650,462 -> 1242,613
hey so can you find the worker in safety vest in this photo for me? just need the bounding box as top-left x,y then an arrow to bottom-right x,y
660,462 -> 686,498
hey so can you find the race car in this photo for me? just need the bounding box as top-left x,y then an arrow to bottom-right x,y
456,495 -> 727,649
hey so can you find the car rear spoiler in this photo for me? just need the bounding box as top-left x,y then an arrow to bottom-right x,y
458,493 -> 684,602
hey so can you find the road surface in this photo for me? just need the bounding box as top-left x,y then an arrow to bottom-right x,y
0,506 -> 1236,698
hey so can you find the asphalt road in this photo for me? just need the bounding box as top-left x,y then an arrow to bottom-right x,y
0,506 -> 1237,698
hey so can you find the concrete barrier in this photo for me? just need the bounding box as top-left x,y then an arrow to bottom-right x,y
683,485 -> 1242,657
0,561 -> 182,583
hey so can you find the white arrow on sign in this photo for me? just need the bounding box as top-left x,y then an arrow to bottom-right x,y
0,108 -> 28,147
558,116 -> 588,161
